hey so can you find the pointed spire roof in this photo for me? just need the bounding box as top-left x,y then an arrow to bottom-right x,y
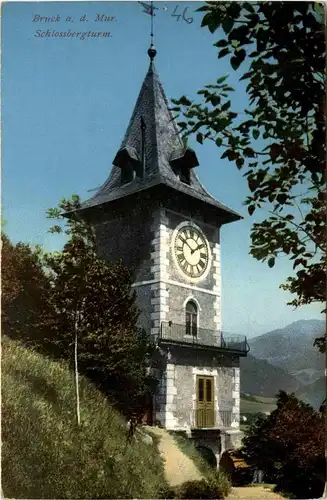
79,51 -> 241,223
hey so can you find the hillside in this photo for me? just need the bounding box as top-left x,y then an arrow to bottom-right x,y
296,376 -> 326,410
240,394 -> 277,414
240,353 -> 303,397
248,319 -> 324,382
2,336 -> 168,499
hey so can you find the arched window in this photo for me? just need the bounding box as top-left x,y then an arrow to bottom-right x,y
185,300 -> 198,336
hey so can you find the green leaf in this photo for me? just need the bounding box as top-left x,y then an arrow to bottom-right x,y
217,75 -> 229,84
214,40 -> 229,48
206,14 -> 221,34
216,137 -> 223,147
267,257 -> 275,268
244,147 -> 256,158
222,16 -> 234,34
196,5 -> 210,12
230,56 -> 239,71
218,48 -> 230,59
221,100 -> 231,111
243,2 -> 255,13
210,95 -> 221,106
314,2 -> 324,17
248,205 -> 255,216
236,158 -> 245,169
196,133 -> 203,144
252,129 -> 260,140
201,12 -> 212,28
179,95 -> 192,106
230,49 -> 246,70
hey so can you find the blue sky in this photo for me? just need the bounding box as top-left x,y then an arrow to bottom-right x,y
2,1 -> 323,337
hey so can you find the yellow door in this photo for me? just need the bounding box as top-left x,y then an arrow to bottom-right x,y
196,376 -> 215,428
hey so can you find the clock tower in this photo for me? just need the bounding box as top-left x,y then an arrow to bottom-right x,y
75,45 -> 249,464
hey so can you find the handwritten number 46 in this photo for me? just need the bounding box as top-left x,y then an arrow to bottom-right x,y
171,5 -> 193,24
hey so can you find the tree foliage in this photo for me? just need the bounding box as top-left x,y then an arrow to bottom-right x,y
241,391 -> 325,498
1,233 -> 56,351
172,2 -> 326,346
45,195 -> 157,418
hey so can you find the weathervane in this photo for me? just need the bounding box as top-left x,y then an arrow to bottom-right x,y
138,1 -> 193,26
138,1 -> 164,59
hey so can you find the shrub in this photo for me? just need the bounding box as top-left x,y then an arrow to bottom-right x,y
175,479 -> 225,499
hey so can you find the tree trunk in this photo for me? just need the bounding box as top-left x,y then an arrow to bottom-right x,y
74,309 -> 81,427
323,5 -> 327,499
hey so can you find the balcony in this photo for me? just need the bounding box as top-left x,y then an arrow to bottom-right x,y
192,409 -> 233,429
160,322 -> 249,355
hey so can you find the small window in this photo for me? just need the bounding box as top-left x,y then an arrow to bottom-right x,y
185,300 -> 198,336
180,166 -> 190,184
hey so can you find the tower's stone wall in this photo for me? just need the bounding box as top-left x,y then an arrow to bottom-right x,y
157,348 -> 240,431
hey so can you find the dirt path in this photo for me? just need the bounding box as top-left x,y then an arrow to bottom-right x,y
227,486 -> 284,499
144,427 -> 285,498
145,426 -> 203,487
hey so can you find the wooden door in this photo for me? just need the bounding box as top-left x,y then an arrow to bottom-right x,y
196,376 -> 215,428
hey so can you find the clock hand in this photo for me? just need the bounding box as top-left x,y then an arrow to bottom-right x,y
180,236 -> 193,252
191,243 -> 205,254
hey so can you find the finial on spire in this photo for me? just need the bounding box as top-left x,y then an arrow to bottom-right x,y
148,44 -> 157,60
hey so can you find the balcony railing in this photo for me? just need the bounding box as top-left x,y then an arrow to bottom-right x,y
160,322 -> 249,354
192,409 -> 233,429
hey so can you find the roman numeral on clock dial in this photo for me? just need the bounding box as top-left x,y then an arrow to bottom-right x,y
198,259 -> 206,269
192,265 -> 198,275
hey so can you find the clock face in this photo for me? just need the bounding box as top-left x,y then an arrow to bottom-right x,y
173,224 -> 210,279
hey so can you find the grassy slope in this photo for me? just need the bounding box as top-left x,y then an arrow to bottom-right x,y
2,336 -> 168,499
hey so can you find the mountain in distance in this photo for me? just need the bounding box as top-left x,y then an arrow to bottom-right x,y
248,319 -> 325,384
240,353 -> 303,397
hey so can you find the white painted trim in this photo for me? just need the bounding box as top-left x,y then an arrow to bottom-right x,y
132,279 -> 220,296
182,296 -> 202,311
193,367 -> 218,376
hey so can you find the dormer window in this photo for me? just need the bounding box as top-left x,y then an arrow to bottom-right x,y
113,146 -> 142,186
170,147 -> 199,186
180,166 -> 191,185
121,163 -> 135,185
